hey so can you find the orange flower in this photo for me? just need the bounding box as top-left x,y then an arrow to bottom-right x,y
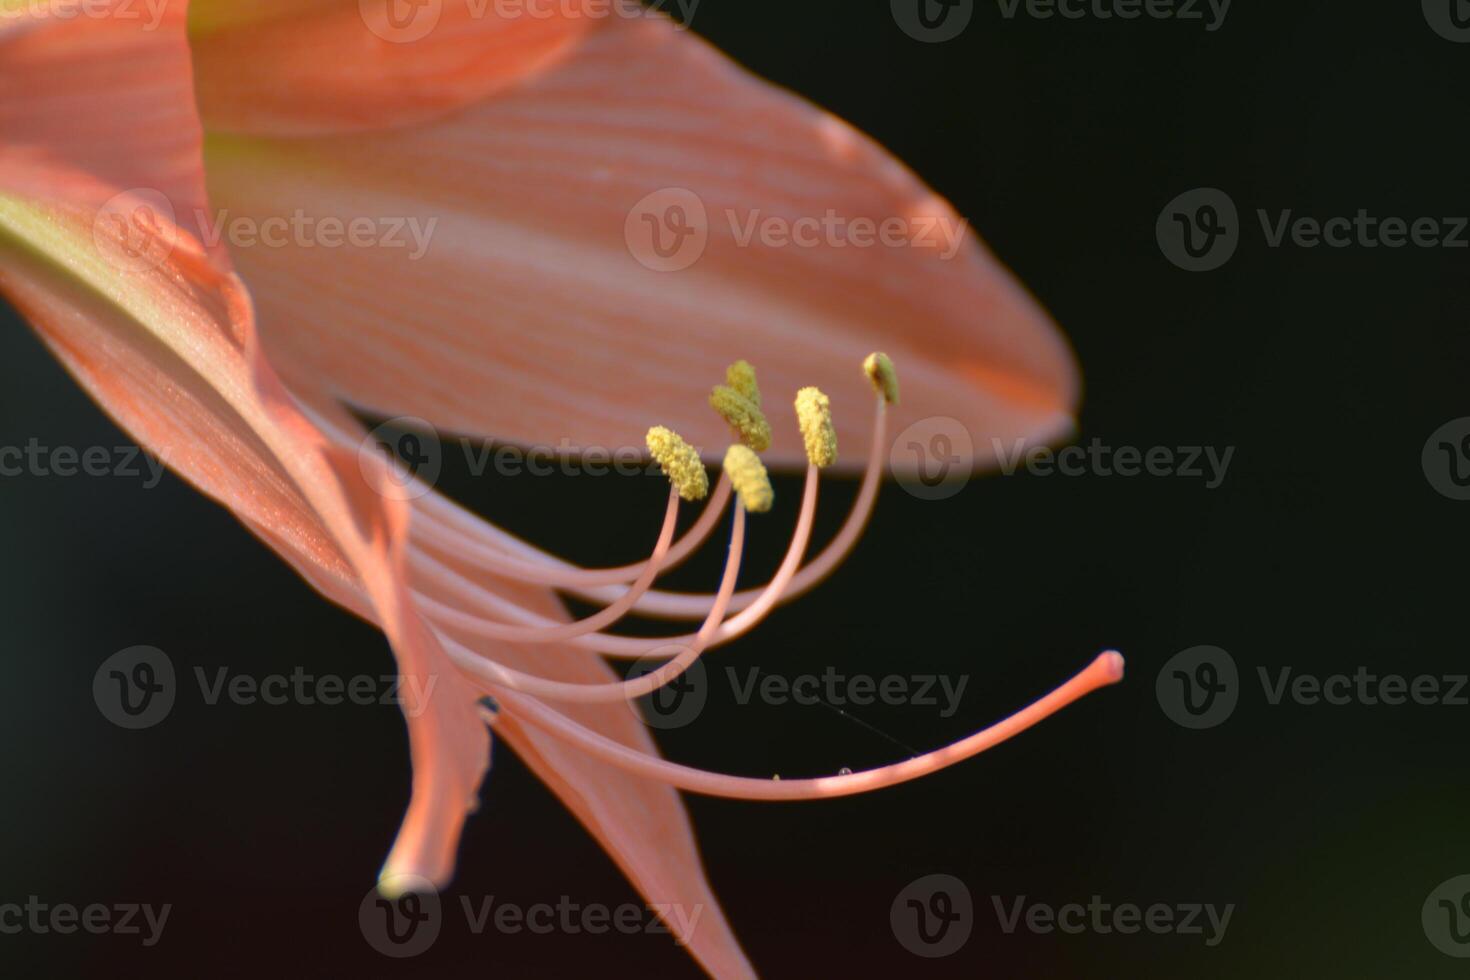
0,3 -> 1116,974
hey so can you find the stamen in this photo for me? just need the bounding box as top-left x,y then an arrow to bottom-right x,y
647,426 -> 709,501
437,506 -> 746,703
864,351 -> 900,405
724,444 -> 773,513
410,487 -> 681,644
795,386 -> 837,468
417,466 -> 820,658
710,385 -> 772,452
414,476 -> 732,588
486,653 -> 1126,799
725,359 -> 761,405
574,395 -> 886,620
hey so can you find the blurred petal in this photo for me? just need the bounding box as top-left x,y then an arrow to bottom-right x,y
194,14 -> 1078,472
0,1 -> 217,252
1,4 -> 492,890
426,567 -> 756,977
1,10 -> 757,963
0,191 -> 490,891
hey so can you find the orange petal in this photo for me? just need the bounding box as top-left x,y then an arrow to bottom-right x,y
0,186 -> 492,893
190,0 -> 596,135
193,14 -> 1078,473
0,4 -> 220,255
423,566 -> 756,978
0,0 -> 493,886
3,14 -> 757,968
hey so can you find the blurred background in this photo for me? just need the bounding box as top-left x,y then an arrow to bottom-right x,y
3,0 -> 1469,976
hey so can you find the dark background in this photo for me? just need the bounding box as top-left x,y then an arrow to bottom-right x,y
3,0 -> 1469,976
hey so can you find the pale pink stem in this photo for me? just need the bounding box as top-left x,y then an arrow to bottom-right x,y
416,468 -> 819,659
407,487 -> 680,644
571,398 -> 887,619
437,507 -> 746,702
487,653 -> 1126,799
415,476 -> 732,588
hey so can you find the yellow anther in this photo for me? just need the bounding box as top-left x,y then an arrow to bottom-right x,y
863,352 -> 900,405
725,359 -> 761,406
710,384 -> 772,452
795,386 -> 838,468
646,426 -> 709,501
723,444 -> 773,513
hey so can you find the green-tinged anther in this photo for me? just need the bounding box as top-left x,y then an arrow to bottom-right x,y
724,444 -> 774,513
795,387 -> 838,468
710,385 -> 772,452
646,426 -> 709,501
864,352 -> 900,405
725,359 -> 761,406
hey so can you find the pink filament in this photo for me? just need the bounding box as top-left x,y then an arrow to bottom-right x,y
438,505 -> 746,702
417,467 -> 819,659
408,487 -> 680,644
489,653 -> 1126,800
415,476 -> 733,588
